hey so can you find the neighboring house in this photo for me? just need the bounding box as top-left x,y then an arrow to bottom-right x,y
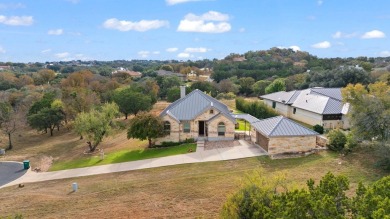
233,114 -> 319,155
157,87 -> 236,144
112,68 -> 142,78
0,66 -> 11,71
260,88 -> 350,129
156,70 -> 187,81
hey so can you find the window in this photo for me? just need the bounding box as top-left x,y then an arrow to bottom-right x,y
272,101 -> 276,109
293,108 -> 296,114
218,122 -> 225,136
210,109 -> 214,114
183,122 -> 190,133
164,121 -> 171,135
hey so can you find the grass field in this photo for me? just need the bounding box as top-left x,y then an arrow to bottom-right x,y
1,146 -> 387,218
50,143 -> 196,171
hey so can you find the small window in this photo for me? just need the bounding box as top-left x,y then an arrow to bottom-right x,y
218,122 -> 225,136
293,108 -> 296,114
183,122 -> 190,133
210,109 -> 214,114
272,101 -> 276,109
164,121 -> 171,135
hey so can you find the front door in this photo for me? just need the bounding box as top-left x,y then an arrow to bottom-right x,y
198,121 -> 205,136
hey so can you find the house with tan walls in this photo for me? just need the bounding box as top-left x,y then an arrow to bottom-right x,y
156,87 -> 236,144
260,87 -> 350,129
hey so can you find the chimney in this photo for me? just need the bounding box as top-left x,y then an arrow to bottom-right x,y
180,86 -> 186,99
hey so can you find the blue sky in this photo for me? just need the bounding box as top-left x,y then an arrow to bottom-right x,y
0,0 -> 389,62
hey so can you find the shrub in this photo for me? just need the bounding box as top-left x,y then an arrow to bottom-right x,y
313,124 -> 324,134
216,92 -> 236,100
327,129 -> 347,152
235,97 -> 278,119
156,138 -> 195,148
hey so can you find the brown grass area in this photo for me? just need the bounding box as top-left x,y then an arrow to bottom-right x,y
0,147 -> 387,218
0,101 -> 170,171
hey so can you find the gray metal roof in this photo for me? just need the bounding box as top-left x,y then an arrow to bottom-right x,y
260,90 -> 300,104
251,116 -> 319,137
310,88 -> 342,101
232,114 -> 260,123
262,88 -> 347,115
160,89 -> 235,122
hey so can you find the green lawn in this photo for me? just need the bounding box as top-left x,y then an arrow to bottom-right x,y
235,119 -> 251,131
50,143 -> 197,171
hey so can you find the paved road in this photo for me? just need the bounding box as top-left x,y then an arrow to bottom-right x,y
0,161 -> 28,187
0,140 -> 267,188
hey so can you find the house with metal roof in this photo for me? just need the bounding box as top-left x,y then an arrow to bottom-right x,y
260,88 -> 350,129
156,87 -> 236,144
249,116 -> 319,155
232,114 -> 319,155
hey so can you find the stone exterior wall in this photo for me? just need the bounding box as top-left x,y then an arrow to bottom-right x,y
156,108 -> 235,144
207,115 -> 235,141
267,135 -> 317,155
316,135 -> 328,147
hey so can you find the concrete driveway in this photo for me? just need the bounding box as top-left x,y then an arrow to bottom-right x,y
0,140 -> 267,188
0,161 -> 28,187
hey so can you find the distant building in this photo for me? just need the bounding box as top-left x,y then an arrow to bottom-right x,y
112,67 -> 142,78
260,88 -> 350,129
0,66 -> 12,71
155,70 -> 186,81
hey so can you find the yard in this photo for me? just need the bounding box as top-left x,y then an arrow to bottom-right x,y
0,146 -> 387,218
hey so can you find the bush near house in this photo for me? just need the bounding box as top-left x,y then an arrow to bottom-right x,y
235,97 -> 278,119
313,124 -> 324,134
327,129 -> 347,152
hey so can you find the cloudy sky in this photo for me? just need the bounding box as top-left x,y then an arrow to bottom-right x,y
0,0 -> 389,62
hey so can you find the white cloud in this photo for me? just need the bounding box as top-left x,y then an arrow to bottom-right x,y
332,31 -> 358,39
311,41 -> 331,49
48,29 -> 64,35
0,46 -> 6,54
277,46 -> 301,51
41,49 -> 51,53
166,47 -> 178,52
289,46 -> 301,51
177,11 -> 231,33
379,51 -> 390,57
0,3 -> 26,9
138,51 -> 150,58
55,52 -> 70,59
152,51 -> 160,55
178,52 -> 191,58
361,30 -> 386,39
317,0 -> 323,6
184,47 -> 209,53
239,28 -> 245,32
166,0 -> 205,5
103,18 -> 169,32
0,15 -> 33,26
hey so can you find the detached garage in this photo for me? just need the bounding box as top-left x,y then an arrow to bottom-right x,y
251,116 -> 319,155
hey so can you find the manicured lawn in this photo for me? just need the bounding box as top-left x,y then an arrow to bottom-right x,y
50,143 -> 196,171
235,119 -> 251,131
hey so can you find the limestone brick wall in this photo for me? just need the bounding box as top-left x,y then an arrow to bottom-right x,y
322,120 -> 343,129
316,135 -> 328,147
155,115 -> 181,144
207,115 -> 235,140
267,136 -> 317,155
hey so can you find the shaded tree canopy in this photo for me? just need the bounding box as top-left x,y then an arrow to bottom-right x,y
127,112 -> 166,147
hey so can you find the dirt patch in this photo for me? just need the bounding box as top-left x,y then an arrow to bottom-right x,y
204,140 -> 241,150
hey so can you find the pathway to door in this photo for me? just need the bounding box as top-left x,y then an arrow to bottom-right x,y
0,140 -> 267,189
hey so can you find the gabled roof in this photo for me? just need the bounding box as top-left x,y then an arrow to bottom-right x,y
251,116 -> 319,137
261,87 -> 347,115
232,114 -> 261,123
260,90 -> 301,104
160,89 -> 235,122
